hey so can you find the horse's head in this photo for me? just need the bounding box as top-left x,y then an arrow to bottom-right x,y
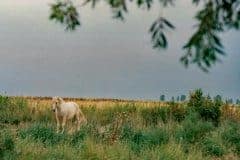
52,96 -> 63,112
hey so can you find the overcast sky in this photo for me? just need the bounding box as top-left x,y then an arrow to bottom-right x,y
0,0 -> 239,100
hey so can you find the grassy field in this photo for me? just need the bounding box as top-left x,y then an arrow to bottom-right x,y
1,90 -> 240,160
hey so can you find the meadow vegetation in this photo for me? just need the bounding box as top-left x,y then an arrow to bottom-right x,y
0,90 -> 240,160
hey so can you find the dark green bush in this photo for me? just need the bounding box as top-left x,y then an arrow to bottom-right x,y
214,95 -> 223,107
169,103 -> 186,122
46,152 -> 66,160
70,125 -> 88,147
120,124 -> 135,141
0,130 -> 16,160
175,113 -> 214,143
129,132 -> 147,153
222,121 -> 240,155
200,96 -> 221,126
158,107 -> 170,123
188,89 -> 221,126
18,123 -> 67,146
128,128 -> 169,152
131,130 -> 147,145
0,95 -> 10,109
0,96 -> 31,124
202,138 -> 224,157
145,128 -> 169,147
141,107 -> 159,126
141,106 -> 170,126
188,89 -> 204,112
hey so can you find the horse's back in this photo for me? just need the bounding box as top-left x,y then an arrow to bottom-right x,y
61,102 -> 79,117
64,102 -> 79,109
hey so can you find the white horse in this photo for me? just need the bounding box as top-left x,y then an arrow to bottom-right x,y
52,96 -> 87,133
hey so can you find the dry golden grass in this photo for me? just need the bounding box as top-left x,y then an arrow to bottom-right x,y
23,96 -> 168,110
221,104 -> 240,121
1,95 -> 240,160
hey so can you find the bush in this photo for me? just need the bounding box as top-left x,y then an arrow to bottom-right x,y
214,95 -> 223,107
188,89 -> 204,112
222,121 -> 240,155
18,123 -> 66,146
0,96 -> 31,124
200,96 -> 221,126
129,131 -> 148,153
0,95 -> 10,109
175,113 -> 214,143
70,125 -> 88,147
188,90 -> 221,126
120,124 -> 135,141
145,128 -> 169,147
141,106 -> 170,126
169,103 -> 186,122
158,107 -> 170,123
202,138 -> 224,157
128,128 -> 169,152
0,130 -> 16,160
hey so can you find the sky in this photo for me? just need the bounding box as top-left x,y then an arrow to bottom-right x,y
0,0 -> 239,100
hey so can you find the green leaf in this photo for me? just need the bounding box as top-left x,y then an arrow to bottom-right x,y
162,18 -> 175,29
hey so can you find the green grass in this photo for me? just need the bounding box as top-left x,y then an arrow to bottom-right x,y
0,91 -> 240,160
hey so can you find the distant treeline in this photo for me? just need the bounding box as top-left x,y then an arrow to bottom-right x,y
8,96 -> 159,103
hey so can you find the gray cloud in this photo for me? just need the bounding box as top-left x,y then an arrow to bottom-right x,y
0,0 -> 239,100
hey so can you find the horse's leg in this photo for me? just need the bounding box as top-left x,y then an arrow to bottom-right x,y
61,116 -> 67,133
76,113 -> 81,131
55,114 -> 60,133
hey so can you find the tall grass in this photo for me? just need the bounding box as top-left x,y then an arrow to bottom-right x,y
0,96 -> 31,125
0,90 -> 240,159
0,129 -> 16,160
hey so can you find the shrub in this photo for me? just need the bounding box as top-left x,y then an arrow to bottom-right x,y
222,121 -> 240,155
120,124 -> 135,141
131,130 -> 147,145
141,107 -> 159,126
188,89 -> 204,112
0,130 -> 16,160
128,128 -> 169,152
70,125 -> 88,147
141,106 -> 170,126
129,131 -> 147,153
169,103 -> 186,122
0,95 -> 11,109
18,123 -> 66,146
188,90 -> 221,126
200,96 -> 221,126
0,96 -> 31,124
175,113 -> 214,143
202,138 -> 224,157
158,107 -> 170,123
214,95 -> 223,107
145,128 -> 169,147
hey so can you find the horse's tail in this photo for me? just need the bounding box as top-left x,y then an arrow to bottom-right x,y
75,103 -> 87,124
